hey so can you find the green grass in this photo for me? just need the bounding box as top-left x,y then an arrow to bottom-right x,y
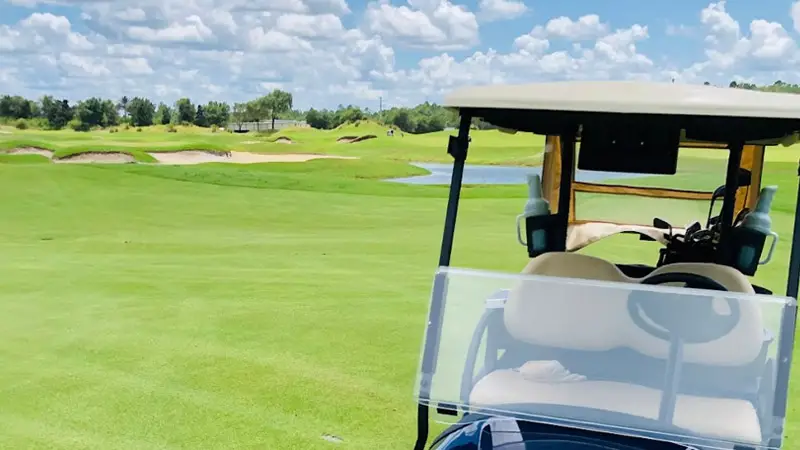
0,121 -> 545,166
0,153 -> 49,164
1,134 -> 800,449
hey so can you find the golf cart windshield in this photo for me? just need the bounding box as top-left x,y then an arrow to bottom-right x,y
415,267 -> 796,450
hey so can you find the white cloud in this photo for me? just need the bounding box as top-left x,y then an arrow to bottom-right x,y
532,14 -> 609,40
478,0 -> 528,22
673,1 -> 798,82
126,15 -> 215,43
364,0 -> 479,50
276,13 -> 345,39
3,1 -> 800,110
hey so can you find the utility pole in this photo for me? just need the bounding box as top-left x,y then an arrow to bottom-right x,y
379,96 -> 383,113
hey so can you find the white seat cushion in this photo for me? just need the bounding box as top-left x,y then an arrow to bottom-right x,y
470,367 -> 762,445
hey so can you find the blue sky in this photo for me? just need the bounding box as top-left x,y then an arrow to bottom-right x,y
1,0 -> 800,110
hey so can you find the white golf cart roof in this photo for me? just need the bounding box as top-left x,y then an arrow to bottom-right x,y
444,81 -> 800,121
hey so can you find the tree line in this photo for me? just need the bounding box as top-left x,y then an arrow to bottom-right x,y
0,88 -> 478,134
9,79 -> 794,134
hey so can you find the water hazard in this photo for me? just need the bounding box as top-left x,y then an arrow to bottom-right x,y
387,163 -> 656,185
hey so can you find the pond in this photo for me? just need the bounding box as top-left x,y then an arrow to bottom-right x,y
387,163 -> 657,185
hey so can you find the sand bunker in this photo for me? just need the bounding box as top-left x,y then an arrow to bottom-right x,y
2,147 -> 356,166
55,152 -> 136,164
336,135 -> 377,144
7,147 -> 54,158
147,150 -> 356,165
274,137 -> 293,144
0,130 -> 11,134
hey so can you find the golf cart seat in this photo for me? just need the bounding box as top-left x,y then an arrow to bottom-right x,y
468,261 -> 770,445
522,252 -> 634,283
647,262 -> 756,293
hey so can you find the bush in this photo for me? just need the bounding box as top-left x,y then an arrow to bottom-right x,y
166,124 -> 177,133
69,118 -> 90,132
136,127 -> 142,132
123,124 -> 131,130
14,119 -> 28,130
211,124 -> 219,133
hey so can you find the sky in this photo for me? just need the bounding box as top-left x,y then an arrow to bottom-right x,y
1,0 -> 800,111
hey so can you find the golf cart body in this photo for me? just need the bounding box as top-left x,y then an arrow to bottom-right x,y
413,82 -> 800,450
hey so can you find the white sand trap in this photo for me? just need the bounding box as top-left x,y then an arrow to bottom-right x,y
0,130 -> 11,134
55,152 -> 136,164
7,147 -> 54,158
274,137 -> 293,144
147,150 -> 356,165
148,151 -> 229,165
241,140 -> 260,144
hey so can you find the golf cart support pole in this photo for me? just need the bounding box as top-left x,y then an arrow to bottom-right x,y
415,112 -> 472,450
770,159 -> 800,447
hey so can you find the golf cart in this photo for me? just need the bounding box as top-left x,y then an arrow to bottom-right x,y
413,81 -> 800,450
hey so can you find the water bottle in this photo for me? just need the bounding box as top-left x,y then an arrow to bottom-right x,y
736,185 -> 779,270
516,174 -> 551,255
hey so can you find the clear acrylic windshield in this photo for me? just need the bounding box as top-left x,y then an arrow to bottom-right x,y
416,267 -> 796,450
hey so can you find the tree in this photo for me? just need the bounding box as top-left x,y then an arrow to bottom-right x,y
262,89 -> 293,129
386,108 -> 413,132
175,98 -> 195,124
194,104 -> 208,127
244,100 -> 264,131
41,95 -> 73,129
333,105 -> 365,127
155,103 -> 172,125
127,97 -> 156,126
231,102 -> 247,131
74,97 -> 106,130
118,96 -> 129,119
204,101 -> 230,127
102,99 -> 119,126
305,108 -> 332,129
0,95 -> 33,119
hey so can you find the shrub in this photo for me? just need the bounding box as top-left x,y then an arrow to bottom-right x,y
211,124 -> 218,133
123,123 -> 131,130
136,127 -> 142,132
69,118 -> 90,132
14,119 -> 28,130
166,124 -> 177,133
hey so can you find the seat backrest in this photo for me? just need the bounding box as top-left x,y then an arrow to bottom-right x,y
506,256 -> 764,367
632,262 -> 764,367
508,253 -> 634,351
521,252 -> 633,283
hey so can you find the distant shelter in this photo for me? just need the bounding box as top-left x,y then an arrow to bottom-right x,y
229,119 -> 309,132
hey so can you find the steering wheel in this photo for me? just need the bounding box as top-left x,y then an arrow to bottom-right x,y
627,272 -> 740,344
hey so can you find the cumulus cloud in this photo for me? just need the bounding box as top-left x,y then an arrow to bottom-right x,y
532,14 -> 609,40
477,0 -> 528,22
363,0 -> 479,50
671,0 -> 798,82
2,0 -> 800,109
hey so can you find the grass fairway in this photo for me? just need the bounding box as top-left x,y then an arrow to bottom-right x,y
1,140 -> 800,448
